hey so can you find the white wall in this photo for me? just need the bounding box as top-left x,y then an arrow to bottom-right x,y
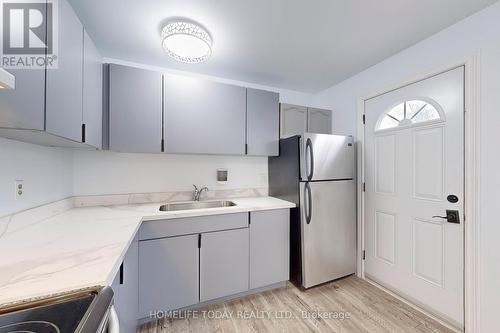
310,2 -> 500,331
73,151 -> 267,195
0,137 -> 73,216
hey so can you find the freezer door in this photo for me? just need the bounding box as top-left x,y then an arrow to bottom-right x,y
300,180 -> 356,288
300,133 -> 354,181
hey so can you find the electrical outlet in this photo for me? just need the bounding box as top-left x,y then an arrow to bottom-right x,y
14,180 -> 24,200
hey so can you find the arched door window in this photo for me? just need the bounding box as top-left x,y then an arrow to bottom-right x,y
376,100 -> 443,131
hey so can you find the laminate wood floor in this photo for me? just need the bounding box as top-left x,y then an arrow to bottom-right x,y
137,276 -> 455,333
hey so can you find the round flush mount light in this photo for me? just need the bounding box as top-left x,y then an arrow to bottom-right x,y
161,21 -> 213,64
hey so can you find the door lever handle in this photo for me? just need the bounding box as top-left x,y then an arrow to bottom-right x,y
432,210 -> 460,224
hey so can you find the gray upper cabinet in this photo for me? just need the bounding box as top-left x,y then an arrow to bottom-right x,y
280,104 -> 332,137
109,64 -> 162,153
280,104 -> 308,138
307,108 -> 332,134
250,209 -> 289,289
0,0 -> 102,148
200,228 -> 249,302
45,0 -> 83,142
0,1 -> 46,131
138,234 -> 199,318
246,88 -> 279,156
105,67 -> 280,155
164,74 -> 246,155
0,69 -> 45,131
82,30 -> 103,149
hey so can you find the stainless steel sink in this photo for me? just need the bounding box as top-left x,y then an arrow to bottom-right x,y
159,200 -> 236,212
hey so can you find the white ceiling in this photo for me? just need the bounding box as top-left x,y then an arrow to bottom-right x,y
69,0 -> 497,93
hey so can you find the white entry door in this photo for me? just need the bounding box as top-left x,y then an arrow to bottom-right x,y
364,67 -> 464,327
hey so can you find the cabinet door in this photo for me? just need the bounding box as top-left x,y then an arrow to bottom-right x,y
0,2 -> 45,131
280,104 -> 307,138
138,235 -> 199,318
45,0 -> 83,142
109,64 -> 162,153
82,30 -> 102,149
0,69 -> 45,130
200,228 -> 249,302
110,267 -> 121,316
250,210 -> 290,289
246,88 -> 279,156
164,74 -> 246,155
116,237 -> 138,333
307,108 -> 332,134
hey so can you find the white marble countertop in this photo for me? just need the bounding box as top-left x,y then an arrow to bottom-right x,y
0,197 -> 295,307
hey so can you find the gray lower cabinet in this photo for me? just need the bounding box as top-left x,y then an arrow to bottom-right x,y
280,104 -> 308,138
250,210 -> 290,289
45,0 -> 83,142
307,108 -> 332,135
163,74 -> 246,155
246,89 -> 279,156
136,210 -> 289,322
82,29 -> 103,149
110,269 -> 121,315
200,228 -> 249,302
109,64 -> 162,153
138,234 -> 199,318
112,236 -> 139,333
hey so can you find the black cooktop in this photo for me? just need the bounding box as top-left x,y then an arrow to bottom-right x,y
0,291 -> 96,333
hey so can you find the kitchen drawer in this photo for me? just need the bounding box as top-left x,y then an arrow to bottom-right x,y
139,213 -> 248,240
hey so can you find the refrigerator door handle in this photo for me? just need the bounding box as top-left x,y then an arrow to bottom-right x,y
306,138 -> 314,181
304,182 -> 312,224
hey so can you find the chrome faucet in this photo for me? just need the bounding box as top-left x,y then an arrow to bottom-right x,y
193,185 -> 209,201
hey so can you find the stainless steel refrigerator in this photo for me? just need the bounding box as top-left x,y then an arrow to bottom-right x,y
269,133 -> 356,288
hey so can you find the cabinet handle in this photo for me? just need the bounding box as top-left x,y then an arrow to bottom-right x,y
81,123 -> 86,143
119,263 -> 124,285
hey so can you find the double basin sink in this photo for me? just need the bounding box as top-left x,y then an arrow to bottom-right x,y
159,200 -> 236,212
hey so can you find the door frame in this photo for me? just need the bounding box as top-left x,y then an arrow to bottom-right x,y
356,54 -> 481,332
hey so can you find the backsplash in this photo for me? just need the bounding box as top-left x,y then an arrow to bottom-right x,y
73,187 -> 268,207
72,150 -> 269,196
0,138 -> 73,217
1,139 -> 269,216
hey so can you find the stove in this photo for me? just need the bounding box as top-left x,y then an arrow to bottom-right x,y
0,287 -> 115,333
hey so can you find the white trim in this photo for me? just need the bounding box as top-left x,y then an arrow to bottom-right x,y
357,54 -> 481,332
463,53 -> 481,333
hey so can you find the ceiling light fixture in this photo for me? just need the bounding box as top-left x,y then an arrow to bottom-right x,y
161,20 -> 213,64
